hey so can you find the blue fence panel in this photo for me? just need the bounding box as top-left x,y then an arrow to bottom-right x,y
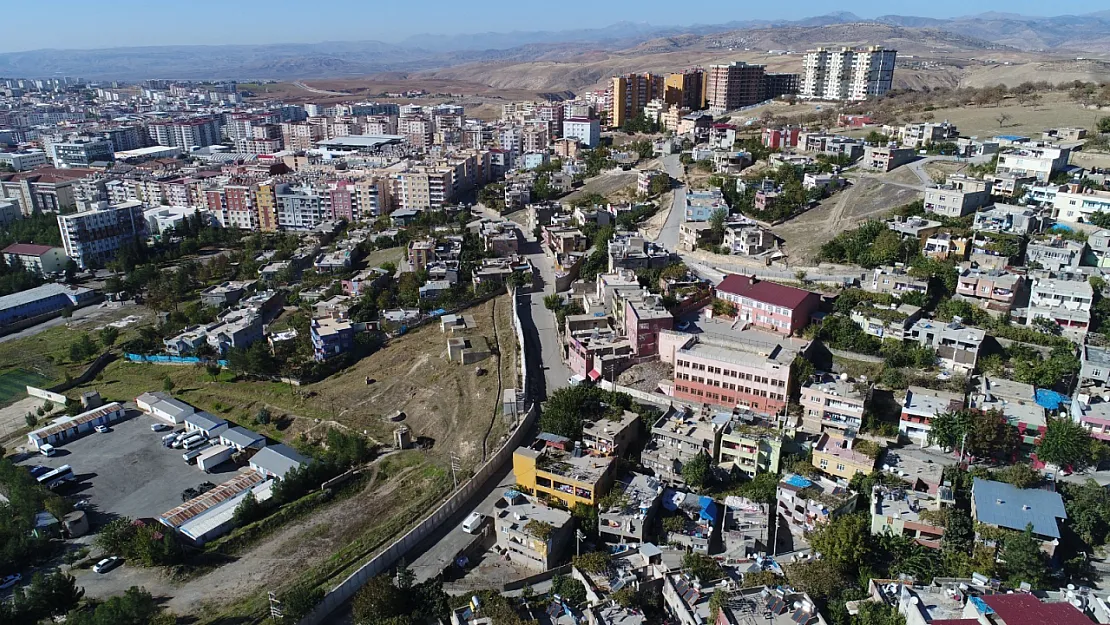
124,353 -> 228,367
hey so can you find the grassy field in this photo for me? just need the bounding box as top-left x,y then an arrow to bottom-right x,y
362,245 -> 404,270
0,369 -> 48,405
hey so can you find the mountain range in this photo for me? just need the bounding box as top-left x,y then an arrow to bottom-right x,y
4,11 -> 1110,81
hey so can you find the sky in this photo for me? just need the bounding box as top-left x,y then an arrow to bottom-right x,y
0,0 -> 1103,52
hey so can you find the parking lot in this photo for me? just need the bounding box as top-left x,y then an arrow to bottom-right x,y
16,409 -> 240,522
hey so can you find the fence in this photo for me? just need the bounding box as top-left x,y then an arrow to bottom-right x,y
25,386 -> 67,404
298,289 -> 538,624
49,352 -> 117,393
124,353 -> 229,367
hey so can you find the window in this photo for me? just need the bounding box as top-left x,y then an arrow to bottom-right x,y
819,459 -> 828,468
836,464 -> 846,472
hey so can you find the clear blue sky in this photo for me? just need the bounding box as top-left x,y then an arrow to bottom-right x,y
0,0 -> 1102,52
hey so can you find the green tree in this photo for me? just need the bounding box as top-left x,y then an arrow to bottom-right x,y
784,558 -> 851,602
807,512 -> 874,571
256,407 -> 272,425
1001,525 -> 1048,588
992,463 -> 1042,489
66,586 -> 171,625
1037,417 -> 1095,470
1098,116 -> 1110,134
551,574 -> 587,606
709,207 -> 728,242
682,552 -> 724,583
680,452 -> 712,490
734,472 -> 779,503
232,491 -> 268,526
162,376 -> 175,392
98,326 -> 120,348
543,293 -> 562,312
1061,479 -> 1110,546
25,571 -> 84,619
853,601 -> 907,625
281,583 -> 325,623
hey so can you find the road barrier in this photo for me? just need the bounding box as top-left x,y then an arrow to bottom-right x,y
298,289 -> 538,624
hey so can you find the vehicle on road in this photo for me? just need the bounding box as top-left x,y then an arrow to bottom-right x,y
0,574 -> 21,590
39,444 -> 56,456
150,423 -> 171,432
93,557 -> 122,574
27,465 -> 50,478
568,374 -> 586,386
74,499 -> 90,510
461,512 -> 485,534
94,425 -> 110,434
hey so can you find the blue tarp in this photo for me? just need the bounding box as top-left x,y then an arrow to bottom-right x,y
784,475 -> 812,489
126,353 -> 228,367
1035,388 -> 1069,410
698,496 -> 718,523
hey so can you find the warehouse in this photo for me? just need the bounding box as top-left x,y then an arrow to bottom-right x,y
136,392 -> 196,424
249,444 -> 309,479
27,402 -> 125,449
219,426 -> 266,452
184,411 -> 228,438
0,283 -> 97,327
159,471 -> 269,545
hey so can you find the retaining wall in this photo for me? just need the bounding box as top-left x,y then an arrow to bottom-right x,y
299,289 -> 537,624
25,386 -> 67,405
48,352 -> 117,393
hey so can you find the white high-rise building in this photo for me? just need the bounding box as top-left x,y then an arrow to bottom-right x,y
800,46 -> 897,101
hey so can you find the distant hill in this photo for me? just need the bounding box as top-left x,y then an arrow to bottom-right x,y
3,11 -> 1110,81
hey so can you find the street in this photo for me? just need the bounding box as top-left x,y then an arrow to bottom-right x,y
654,153 -> 686,250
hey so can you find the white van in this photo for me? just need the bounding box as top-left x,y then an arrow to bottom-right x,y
182,435 -> 208,450
39,444 -> 56,457
461,512 -> 485,534
568,374 -> 586,387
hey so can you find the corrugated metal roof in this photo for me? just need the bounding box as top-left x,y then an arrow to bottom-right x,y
249,444 -> 308,479
221,426 -> 264,447
972,478 -> 1066,538
159,471 -> 265,528
0,283 -> 92,313
3,243 -> 56,256
184,411 -> 226,431
29,403 -> 122,440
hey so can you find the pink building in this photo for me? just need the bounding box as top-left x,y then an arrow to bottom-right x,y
761,127 -> 800,149
624,297 -> 673,356
955,267 -> 1023,313
329,181 -> 355,221
714,274 -> 820,336
672,340 -> 793,414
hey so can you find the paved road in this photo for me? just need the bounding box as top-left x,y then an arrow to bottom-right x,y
655,154 -> 686,250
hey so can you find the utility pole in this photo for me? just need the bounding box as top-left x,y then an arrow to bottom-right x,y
268,591 -> 283,622
450,453 -> 461,489
576,529 -> 585,558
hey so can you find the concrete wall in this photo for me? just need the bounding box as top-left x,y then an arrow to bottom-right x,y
298,289 -> 537,625
26,386 -> 67,404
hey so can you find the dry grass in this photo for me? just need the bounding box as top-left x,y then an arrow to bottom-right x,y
562,170 -> 639,204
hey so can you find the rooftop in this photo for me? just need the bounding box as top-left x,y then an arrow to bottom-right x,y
978,593 -> 1093,625
971,478 -> 1066,538
716,274 -> 817,310
2,243 -> 57,256
249,444 -> 309,479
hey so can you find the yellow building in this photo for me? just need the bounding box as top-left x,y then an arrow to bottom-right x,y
512,445 -> 616,508
811,433 -> 880,481
253,182 -> 278,232
665,70 -> 707,111
610,73 -> 665,129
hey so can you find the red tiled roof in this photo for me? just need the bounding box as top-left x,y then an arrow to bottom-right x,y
980,594 -> 1093,625
715,274 -> 817,311
3,243 -> 55,256
929,620 -> 980,625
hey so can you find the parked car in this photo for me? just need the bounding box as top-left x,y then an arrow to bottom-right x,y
0,573 -> 21,590
73,499 -> 90,510
150,423 -> 171,432
39,444 -> 56,456
94,425 -> 110,434
461,512 -> 485,534
93,557 -> 121,574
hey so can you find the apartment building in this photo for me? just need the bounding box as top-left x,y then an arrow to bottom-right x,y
149,117 -> 221,149
51,138 -> 114,168
800,46 -> 897,101
1,169 -> 83,214
1,243 -> 69,276
623,295 -> 673,357
864,265 -> 929,297
1023,276 -> 1093,336
562,117 -> 600,148
598,473 -> 663,544
671,333 -> 796,414
274,184 -> 325,231
581,411 -> 640,458
996,143 -> 1070,182
955,267 -> 1024,313
907,320 -> 984,373
724,222 -> 775,256
923,174 -> 992,218
494,491 -> 573,572
512,440 -> 617,508
886,121 -> 959,149
972,203 -> 1040,235
762,127 -> 800,150
714,274 -> 820,335
862,145 -> 915,172
705,62 -> 768,112
850,303 -> 923,341
718,410 -> 794,477
253,181 -> 278,232
610,73 -> 665,128
1025,236 -> 1085,271
57,199 -> 147,268
811,432 -> 878,480
777,473 -> 857,535
1053,186 -> 1110,224
899,386 -> 966,445
870,485 -> 949,549
0,149 -> 48,171
664,69 -> 707,111
640,408 -> 723,485
310,317 -> 355,362
392,167 -> 454,210
800,372 -> 869,435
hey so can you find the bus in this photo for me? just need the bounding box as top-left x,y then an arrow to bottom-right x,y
36,465 -> 75,490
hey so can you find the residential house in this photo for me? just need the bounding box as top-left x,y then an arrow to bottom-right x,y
1021,275 -> 1093,337
684,189 -> 727,222
310,317 -> 356,361
1053,186 -> 1110,224
850,303 -> 923,341
723,222 -> 776,256
494,491 -> 573,572
900,386 -> 965,446
987,172 -> 1037,199
863,265 -> 929,297
1025,236 -> 1085,271
956,266 -> 1024,314
811,432 -> 879,480
862,146 -> 915,172
923,175 -> 992,218
581,411 -> 641,457
906,320 -> 983,373
598,473 -> 664,544
971,478 -> 1066,557
996,143 -> 1071,182
777,473 -> 857,535
972,203 -> 1040,235
886,216 -> 942,241
869,484 -> 951,549
512,439 -> 617,508
1080,344 -> 1110,388
640,407 -> 724,485
922,232 -> 969,261
718,410 -> 795,477
800,372 -> 870,435
968,376 -> 1046,453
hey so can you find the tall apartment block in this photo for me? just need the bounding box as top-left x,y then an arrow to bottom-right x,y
57,200 -> 148,268
610,73 -> 665,128
148,117 -> 221,149
706,62 -> 767,112
664,70 -> 707,111
800,46 -> 897,101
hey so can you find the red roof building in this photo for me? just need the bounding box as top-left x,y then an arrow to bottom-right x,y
2,243 -> 69,275
978,594 -> 1094,625
714,274 -> 820,335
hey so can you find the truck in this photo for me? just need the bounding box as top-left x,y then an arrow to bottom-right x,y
195,444 -> 234,473
182,444 -> 213,464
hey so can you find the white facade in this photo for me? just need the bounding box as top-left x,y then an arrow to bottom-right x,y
562,118 -> 600,148
0,150 -> 48,171
1053,189 -> 1110,224
57,200 -> 148,268
800,46 -> 897,101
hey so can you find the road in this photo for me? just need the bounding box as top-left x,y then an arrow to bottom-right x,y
655,154 -> 686,250
292,81 -> 351,96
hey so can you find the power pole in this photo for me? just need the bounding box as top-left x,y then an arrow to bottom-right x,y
450,453 -> 461,489
268,591 -> 284,622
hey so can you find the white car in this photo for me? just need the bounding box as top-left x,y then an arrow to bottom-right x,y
0,573 -> 21,590
150,423 -> 171,432
93,556 -> 121,574
461,512 -> 485,534
94,425 -> 110,434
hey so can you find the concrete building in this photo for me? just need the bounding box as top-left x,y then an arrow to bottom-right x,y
718,410 -> 794,477
562,117 -> 601,148
972,203 -> 1040,235
664,69 -> 707,111
907,320 -> 984,373
705,62 -> 768,112
955,266 -> 1024,314
777,473 -> 857,535
582,411 -> 641,458
800,372 -> 869,435
310,317 -> 356,362
869,484 -> 951,549
0,149 -> 48,171
811,432 -> 879,480
862,145 -> 915,172
1022,276 -> 1093,336
598,473 -> 664,544
512,439 -> 617,508
494,491 -> 573,571
0,283 -> 95,327
800,46 -> 897,101
888,121 -> 960,149
610,73 -> 665,129
923,175 -> 992,218
1,243 -> 69,275
997,143 -> 1070,182
51,138 -> 114,168
1025,236 -> 1085,271
57,200 -> 148,268
714,274 -> 820,336
850,303 -> 923,341
863,265 -> 929,297
972,478 -> 1066,557
899,386 -> 966,446
1080,344 -> 1110,388
885,216 -> 942,241
641,407 -> 724,485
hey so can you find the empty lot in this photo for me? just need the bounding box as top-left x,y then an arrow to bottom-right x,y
15,411 -> 228,523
